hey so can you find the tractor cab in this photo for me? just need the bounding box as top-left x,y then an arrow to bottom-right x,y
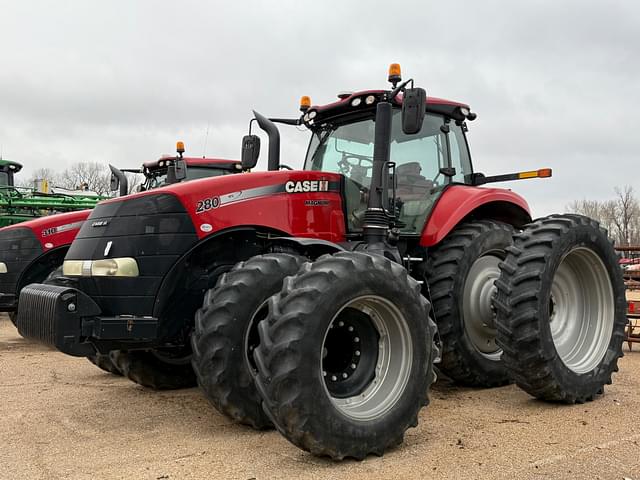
0,160 -> 23,188
303,97 -> 473,234
110,143 -> 242,194
140,156 -> 240,191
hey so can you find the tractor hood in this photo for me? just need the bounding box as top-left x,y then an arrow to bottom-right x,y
95,170 -> 346,241
1,209 -> 91,250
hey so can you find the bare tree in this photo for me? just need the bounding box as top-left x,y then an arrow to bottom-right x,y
612,185 -> 639,246
567,185 -> 640,245
57,162 -> 112,196
16,167 -> 60,189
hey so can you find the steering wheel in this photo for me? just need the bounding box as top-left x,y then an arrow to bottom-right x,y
338,153 -> 373,176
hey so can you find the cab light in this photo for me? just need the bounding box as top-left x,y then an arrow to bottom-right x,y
0,262 -> 7,274
517,169 -> 553,179
351,97 -> 362,107
300,95 -> 311,112
365,95 -> 376,105
388,63 -> 401,84
63,258 -> 139,277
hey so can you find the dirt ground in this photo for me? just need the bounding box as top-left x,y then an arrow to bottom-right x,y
1,315 -> 639,480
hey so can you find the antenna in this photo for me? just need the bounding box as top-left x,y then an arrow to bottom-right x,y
201,122 -> 210,158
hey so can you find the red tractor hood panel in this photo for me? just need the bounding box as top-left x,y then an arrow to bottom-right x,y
420,185 -> 531,247
100,170 -> 347,243
1,209 -> 91,250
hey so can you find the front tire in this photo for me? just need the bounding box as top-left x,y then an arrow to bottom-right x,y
422,220 -> 513,387
254,252 -> 438,460
191,253 -> 304,429
87,354 -> 123,376
111,349 -> 196,390
494,214 -> 626,402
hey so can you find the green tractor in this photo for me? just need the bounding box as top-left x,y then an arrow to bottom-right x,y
0,159 -> 103,227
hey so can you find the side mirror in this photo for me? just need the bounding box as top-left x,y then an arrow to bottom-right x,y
110,173 -> 119,192
109,164 -> 128,196
401,87 -> 427,135
173,158 -> 187,181
241,134 -> 260,170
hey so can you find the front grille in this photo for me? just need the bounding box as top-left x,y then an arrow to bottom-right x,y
17,284 -> 67,346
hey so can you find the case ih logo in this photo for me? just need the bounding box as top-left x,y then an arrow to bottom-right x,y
285,180 -> 329,193
91,220 -> 109,228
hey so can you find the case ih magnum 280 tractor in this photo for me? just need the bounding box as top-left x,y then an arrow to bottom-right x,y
17,66 -> 625,459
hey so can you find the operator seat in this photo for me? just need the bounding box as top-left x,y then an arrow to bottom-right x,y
396,162 -> 434,231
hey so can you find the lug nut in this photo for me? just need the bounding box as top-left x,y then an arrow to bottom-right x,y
342,373 -> 348,379
67,303 -> 76,312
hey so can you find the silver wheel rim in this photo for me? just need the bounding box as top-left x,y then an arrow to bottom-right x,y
549,247 -> 614,374
463,252 -> 502,360
322,295 -> 413,421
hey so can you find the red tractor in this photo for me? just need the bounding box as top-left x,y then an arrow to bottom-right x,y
17,65 -> 626,459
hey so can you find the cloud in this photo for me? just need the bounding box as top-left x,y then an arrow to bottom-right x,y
0,0 -> 638,214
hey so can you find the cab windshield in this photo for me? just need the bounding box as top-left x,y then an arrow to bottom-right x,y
0,171 -> 10,187
304,110 -> 472,233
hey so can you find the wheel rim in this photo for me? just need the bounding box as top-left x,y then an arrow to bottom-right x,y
463,252 -> 503,359
321,295 -> 413,421
549,247 -> 615,374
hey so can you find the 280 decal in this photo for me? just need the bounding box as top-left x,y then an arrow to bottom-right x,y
195,196 -> 220,213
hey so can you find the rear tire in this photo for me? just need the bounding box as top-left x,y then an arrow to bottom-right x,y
191,253 -> 304,429
494,214 -> 626,402
111,349 -> 196,390
422,220 -> 513,387
254,252 -> 438,460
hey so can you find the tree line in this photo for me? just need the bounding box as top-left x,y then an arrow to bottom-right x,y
20,162 -> 141,196
567,185 -> 640,246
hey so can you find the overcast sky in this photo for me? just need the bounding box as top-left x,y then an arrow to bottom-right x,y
1,0 -> 638,216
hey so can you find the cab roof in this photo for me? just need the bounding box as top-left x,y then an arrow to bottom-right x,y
308,90 -> 470,124
0,159 -> 23,172
143,156 -> 240,170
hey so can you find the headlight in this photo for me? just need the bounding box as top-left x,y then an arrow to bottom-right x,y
62,258 -> 139,277
0,262 -> 7,274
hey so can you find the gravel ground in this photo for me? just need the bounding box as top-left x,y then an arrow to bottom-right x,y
1,314 -> 639,480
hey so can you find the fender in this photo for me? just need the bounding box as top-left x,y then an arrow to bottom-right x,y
420,185 -> 531,247
16,245 -> 70,295
151,225 -> 290,340
268,237 -> 345,258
